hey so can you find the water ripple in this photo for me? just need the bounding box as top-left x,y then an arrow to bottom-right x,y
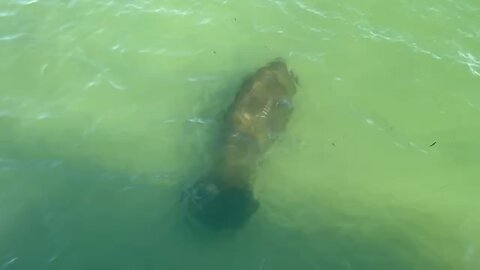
186,75 -> 220,82
288,51 -> 324,62
82,69 -> 126,91
0,159 -> 64,171
457,51 -> 480,77
0,33 -> 25,41
137,47 -> 205,57
1,257 -> 18,268
457,28 -> 480,39
0,11 -> 17,17
257,1 -> 347,44
115,3 -> 192,17
137,48 -> 167,55
198,17 -> 213,25
356,21 -> 442,61
153,7 -> 192,16
253,23 -> 285,34
108,79 -> 126,91
294,1 -> 328,18
12,0 -> 38,5
266,0 -> 289,15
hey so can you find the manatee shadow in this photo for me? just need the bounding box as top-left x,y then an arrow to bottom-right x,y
0,140 -> 185,270
0,91 -> 456,270
167,203 -> 452,270
0,141 -> 452,270
246,210 -> 451,270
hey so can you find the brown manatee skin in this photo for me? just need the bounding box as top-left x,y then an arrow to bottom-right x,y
186,59 -> 297,230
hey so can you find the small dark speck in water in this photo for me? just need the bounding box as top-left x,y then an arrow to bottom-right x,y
234,17 -> 237,22
213,50 -> 217,54
429,141 -> 437,147
331,142 -> 336,147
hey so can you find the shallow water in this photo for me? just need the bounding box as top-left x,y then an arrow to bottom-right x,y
1,0 -> 480,269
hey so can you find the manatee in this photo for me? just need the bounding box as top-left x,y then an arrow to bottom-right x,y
183,59 -> 298,230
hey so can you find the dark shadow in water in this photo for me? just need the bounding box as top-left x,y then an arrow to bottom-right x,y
0,149 -> 452,270
0,120 -> 457,270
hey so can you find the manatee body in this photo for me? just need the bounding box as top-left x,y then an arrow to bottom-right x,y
185,59 -> 297,230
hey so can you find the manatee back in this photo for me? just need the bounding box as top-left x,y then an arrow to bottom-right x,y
225,60 -> 297,155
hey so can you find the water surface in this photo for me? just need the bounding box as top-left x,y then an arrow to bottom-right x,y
1,0 -> 480,269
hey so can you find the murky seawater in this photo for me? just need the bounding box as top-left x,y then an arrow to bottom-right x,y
1,0 -> 479,269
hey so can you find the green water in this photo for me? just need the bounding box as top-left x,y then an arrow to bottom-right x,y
1,0 -> 480,269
